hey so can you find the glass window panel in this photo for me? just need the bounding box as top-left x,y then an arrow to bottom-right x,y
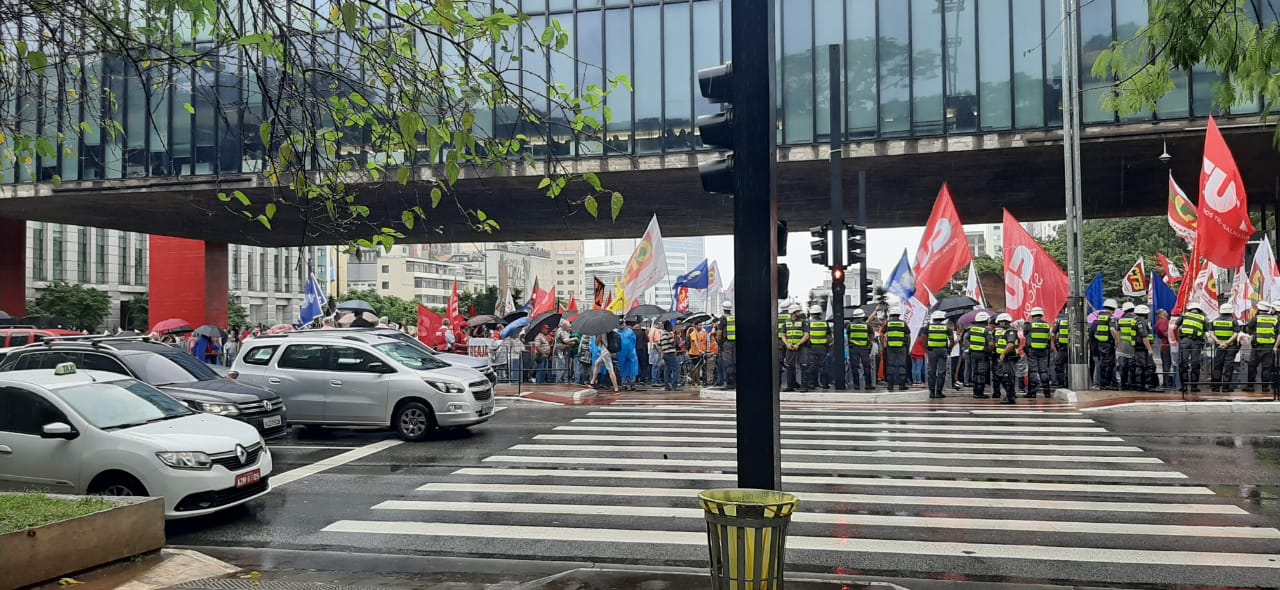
32,224 -> 45,281
813,0 -> 842,139
523,16 -> 550,158
1191,64 -> 1220,116
134,240 -> 144,285
944,0 -> 977,133
217,51 -> 242,173
577,10 -> 604,155
911,0 -> 944,135
78,227 -> 89,283
722,0 -> 731,64
977,0 -> 1011,130
878,0 -> 911,135
633,5 -> 663,153
51,225 -> 64,281
1012,0 -> 1045,128
1043,0 -> 1063,125
95,229 -> 107,283
194,48 -> 219,175
846,0 -> 877,138
781,0 -> 814,145
605,8 -> 633,154
663,1 -> 693,150
549,0 -> 574,12
1079,0 -> 1112,123
549,17 -> 576,156
1156,67 -> 1189,120
693,0 -> 722,147
118,233 -> 129,284
1114,0 -> 1148,122
171,68 -> 195,173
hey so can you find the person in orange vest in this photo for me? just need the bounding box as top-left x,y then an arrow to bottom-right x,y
435,319 -> 456,352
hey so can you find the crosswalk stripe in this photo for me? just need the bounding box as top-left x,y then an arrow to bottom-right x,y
532,434 -> 1145,452
451,467 -> 1215,494
555,425 -> 1129,442
414,482 -> 1247,514
369,500 -> 1279,539
597,406 -> 1086,416
481,455 -> 1188,478
571,418 -> 1109,433
506,444 -> 1163,464
321,521 -> 1280,569
586,411 -> 1097,423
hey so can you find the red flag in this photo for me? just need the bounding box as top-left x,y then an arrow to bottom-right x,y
592,276 -> 606,309
532,286 -> 557,316
913,183 -> 974,296
675,287 -> 690,312
629,299 -> 640,311
567,294 -> 579,312
1197,116 -> 1255,268
603,292 -> 613,310
1158,253 -> 1183,285
416,304 -> 443,349
1174,241 -> 1199,315
1003,209 -> 1069,322
469,304 -> 477,318
447,281 -> 464,328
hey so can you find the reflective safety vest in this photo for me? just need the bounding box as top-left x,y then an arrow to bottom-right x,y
926,323 -> 950,349
1092,313 -> 1114,343
784,320 -> 806,346
1118,317 -> 1138,345
1028,321 -> 1052,351
1257,315 -> 1278,346
1056,319 -> 1070,344
725,316 -> 736,341
884,320 -> 908,348
965,326 -> 989,353
808,320 -> 830,346
997,328 -> 1021,357
1179,312 -> 1207,338
848,322 -> 870,348
1212,318 -> 1237,342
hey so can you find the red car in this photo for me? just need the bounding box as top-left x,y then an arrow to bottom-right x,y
0,326 -> 86,348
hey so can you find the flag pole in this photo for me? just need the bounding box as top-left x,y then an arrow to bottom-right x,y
1062,0 -> 1089,391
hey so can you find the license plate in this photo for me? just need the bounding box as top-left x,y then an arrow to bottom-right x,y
478,405 -> 492,417
262,415 -> 283,429
235,469 -> 261,488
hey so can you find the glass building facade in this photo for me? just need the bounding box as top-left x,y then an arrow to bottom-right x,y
1,0 -> 1274,187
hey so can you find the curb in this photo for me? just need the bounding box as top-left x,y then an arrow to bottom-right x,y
699,388 -> 933,403
572,388 -> 597,401
1081,400 -> 1280,413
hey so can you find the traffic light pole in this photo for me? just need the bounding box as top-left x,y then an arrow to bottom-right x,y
859,170 -> 869,305
732,0 -> 781,490
828,44 -> 847,390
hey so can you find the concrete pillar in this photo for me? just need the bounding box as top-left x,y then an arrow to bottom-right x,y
149,237 -> 229,328
0,218 -> 25,317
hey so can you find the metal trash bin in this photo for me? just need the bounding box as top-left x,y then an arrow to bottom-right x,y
698,488 -> 800,590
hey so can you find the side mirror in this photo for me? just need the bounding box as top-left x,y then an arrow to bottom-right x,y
41,422 -> 78,440
367,361 -> 395,374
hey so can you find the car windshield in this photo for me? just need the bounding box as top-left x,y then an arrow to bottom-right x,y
120,352 -> 221,385
55,379 -> 195,429
374,342 -> 449,370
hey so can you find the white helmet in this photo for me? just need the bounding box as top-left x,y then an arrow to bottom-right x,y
931,311 -> 947,321
1220,303 -> 1235,315
1271,301 -> 1280,311
973,312 -> 991,323
888,306 -> 903,316
996,312 -> 1013,323
1122,302 -> 1135,312
1259,301 -> 1273,313
851,309 -> 866,318
809,305 -> 823,315
722,301 -> 733,311
1103,298 -> 1119,310
1029,307 -> 1045,317
789,303 -> 803,314
1134,304 -> 1150,315
1187,302 -> 1203,313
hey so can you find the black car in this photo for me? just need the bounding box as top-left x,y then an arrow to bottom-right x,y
0,338 -> 288,438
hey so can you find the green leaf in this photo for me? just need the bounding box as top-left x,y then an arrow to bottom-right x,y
51,174 -> 61,188
349,92 -> 369,107
402,210 -> 415,230
265,203 -> 277,220
259,122 -> 271,148
446,161 -> 460,185
397,166 -> 411,185
341,2 -> 359,32
584,195 -> 598,218
34,138 -> 55,159
461,112 -> 475,129
233,190 -> 250,206
256,215 -> 272,230
217,192 -> 231,202
583,171 -> 602,192
610,191 -> 624,221
26,50 -> 47,72
183,102 -> 195,115
540,26 -> 556,46
430,187 -> 442,207
537,177 -> 551,189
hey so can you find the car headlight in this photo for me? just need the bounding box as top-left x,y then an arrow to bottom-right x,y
194,402 -> 241,416
424,379 -> 466,394
156,451 -> 213,470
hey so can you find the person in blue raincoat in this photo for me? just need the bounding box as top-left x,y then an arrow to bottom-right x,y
618,318 -> 639,391
192,334 -> 221,365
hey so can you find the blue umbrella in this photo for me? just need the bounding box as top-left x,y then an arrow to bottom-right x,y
500,317 -> 529,338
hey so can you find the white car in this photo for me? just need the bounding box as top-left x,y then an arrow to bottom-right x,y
0,364 -> 273,518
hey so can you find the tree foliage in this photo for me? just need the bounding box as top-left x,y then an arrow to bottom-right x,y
1041,216 -> 1189,298
337,288 -> 417,325
0,0 -> 627,247
458,284 -> 500,317
227,294 -> 249,329
125,295 -> 149,331
26,283 -> 112,332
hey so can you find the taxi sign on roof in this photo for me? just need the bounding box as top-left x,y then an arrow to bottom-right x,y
54,362 -> 77,375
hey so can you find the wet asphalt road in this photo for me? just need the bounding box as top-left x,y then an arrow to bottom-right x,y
167,400 -> 1280,588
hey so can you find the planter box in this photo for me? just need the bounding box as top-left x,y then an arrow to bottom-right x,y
0,495 -> 165,590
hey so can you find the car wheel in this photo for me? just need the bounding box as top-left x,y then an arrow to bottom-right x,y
393,401 -> 436,442
88,473 -> 147,497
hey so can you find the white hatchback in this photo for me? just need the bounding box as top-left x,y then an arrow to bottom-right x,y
0,365 -> 273,518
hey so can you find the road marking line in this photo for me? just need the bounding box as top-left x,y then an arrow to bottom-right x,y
449,467 -> 1214,494
599,406 -> 1085,416
571,418 -> 1108,433
271,439 -> 403,486
370,500 -> 1278,539
415,482 -> 1245,514
267,445 -> 366,451
585,411 -> 1096,423
558,425 -> 1120,439
532,434 -> 1144,452
481,455 -> 1188,478
506,444 -> 1163,464
320,521 -> 1280,568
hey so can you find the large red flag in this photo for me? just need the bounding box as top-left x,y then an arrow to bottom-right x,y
532,286 -> 557,316
447,280 -> 464,328
567,294 -> 579,312
913,183 -> 974,296
417,304 -> 444,349
1197,116 -> 1255,268
1003,209 -> 1069,322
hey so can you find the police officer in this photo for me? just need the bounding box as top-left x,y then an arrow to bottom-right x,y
804,305 -> 829,392
1117,302 -> 1139,391
1131,304 -> 1155,391
1051,312 -> 1070,389
921,311 -> 953,399
847,308 -> 874,391
1244,301 -> 1276,393
1269,300 -> 1280,401
1210,304 -> 1240,392
966,312 -> 993,399
779,303 -> 808,392
1091,299 -> 1120,389
882,307 -> 910,391
1177,302 -> 1208,392
1024,308 -> 1053,398
993,313 -> 1020,404
720,302 -> 736,388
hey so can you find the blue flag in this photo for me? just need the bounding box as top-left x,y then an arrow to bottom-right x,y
885,250 -> 915,301
1085,272 -> 1104,313
300,271 -> 327,326
1150,272 -> 1177,350
676,259 -> 711,290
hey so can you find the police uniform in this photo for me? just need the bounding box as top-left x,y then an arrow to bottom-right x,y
1052,317 -> 1070,388
966,324 -> 992,398
782,316 -> 807,391
1025,318 -> 1053,397
994,326 -> 1021,402
1131,319 -> 1153,391
722,314 -> 737,387
848,320 -> 874,391
804,317 -> 830,391
883,317 -> 909,391
1177,310 -> 1207,392
1244,313 -> 1277,393
923,321 -> 951,398
1091,310 -> 1118,388
1117,315 -> 1139,390
1210,315 -> 1240,392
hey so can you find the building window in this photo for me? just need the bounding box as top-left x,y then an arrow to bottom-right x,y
77,228 -> 90,283
118,234 -> 130,284
134,239 -> 145,285
878,0 -> 911,136
95,229 -> 107,283
567,270 -> 575,275
247,252 -> 256,291
232,246 -> 241,290
273,253 -> 282,292
382,281 -> 390,290
557,260 -> 563,265
32,223 -> 45,281
381,265 -> 390,273
259,252 -> 267,291
978,0 -> 1012,130
51,225 -> 64,281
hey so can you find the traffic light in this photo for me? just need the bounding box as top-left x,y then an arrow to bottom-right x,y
696,63 -> 734,195
846,223 -> 867,267
860,276 -> 875,304
777,220 -> 788,256
809,224 -> 830,266
777,263 -> 790,300
832,267 -> 845,282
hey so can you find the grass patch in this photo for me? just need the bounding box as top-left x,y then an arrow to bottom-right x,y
0,493 -> 115,534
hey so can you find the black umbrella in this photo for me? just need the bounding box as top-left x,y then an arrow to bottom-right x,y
657,311 -> 684,323
522,312 -> 563,342
931,295 -> 980,320
682,312 -> 712,326
193,325 -> 226,339
336,299 -> 376,313
503,311 -> 529,324
573,309 -> 623,335
629,304 -> 666,318
467,314 -> 499,328
337,310 -> 380,327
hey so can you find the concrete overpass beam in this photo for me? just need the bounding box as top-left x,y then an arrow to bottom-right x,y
0,219 -> 26,316
149,237 -> 228,329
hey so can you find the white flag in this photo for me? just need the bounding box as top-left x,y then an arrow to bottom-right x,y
903,289 -> 934,349
963,261 -> 985,307
621,215 -> 669,304
1252,237 -> 1280,304
1229,264 -> 1252,320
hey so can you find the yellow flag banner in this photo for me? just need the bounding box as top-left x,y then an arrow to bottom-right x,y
607,277 -> 628,313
